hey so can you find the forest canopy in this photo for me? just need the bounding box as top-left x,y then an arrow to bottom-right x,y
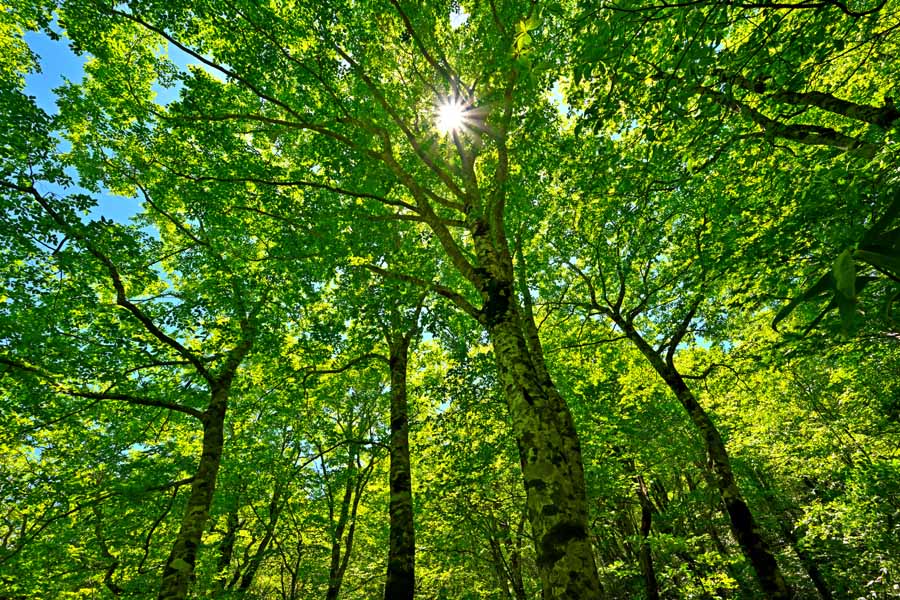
1,0 -> 899,599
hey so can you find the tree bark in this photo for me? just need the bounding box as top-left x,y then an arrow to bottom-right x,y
484,279 -> 601,599
618,320 -> 792,600
384,340 -> 416,600
157,385 -> 229,600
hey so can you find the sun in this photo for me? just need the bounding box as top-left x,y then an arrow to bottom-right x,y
436,98 -> 467,134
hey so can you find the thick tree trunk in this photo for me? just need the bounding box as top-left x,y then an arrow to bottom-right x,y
384,341 -> 416,600
619,321 -> 792,599
157,385 -> 229,600
485,288 -> 601,599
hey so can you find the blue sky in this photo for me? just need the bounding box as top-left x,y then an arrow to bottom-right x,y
24,29 -> 141,224
21,27 -> 197,225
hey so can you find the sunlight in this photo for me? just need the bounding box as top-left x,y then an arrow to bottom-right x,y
436,98 -> 467,134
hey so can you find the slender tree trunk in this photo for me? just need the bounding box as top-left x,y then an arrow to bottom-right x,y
325,472 -> 354,600
384,340 -> 416,600
325,453 -> 369,600
751,470 -> 832,600
612,448 -> 659,600
157,385 -> 229,600
489,533 -> 515,600
238,485 -> 284,593
488,516 -> 529,600
778,518 -> 831,600
633,474 -> 660,600
213,504 -> 240,595
506,515 -> 529,600
618,320 -> 792,600
93,506 -> 123,596
485,286 -> 601,598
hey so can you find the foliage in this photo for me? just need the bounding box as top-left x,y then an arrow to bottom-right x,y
1,0 -> 899,599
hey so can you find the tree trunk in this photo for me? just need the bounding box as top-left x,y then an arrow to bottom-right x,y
485,283 -> 601,598
619,321 -> 792,599
384,341 -> 416,600
325,452 -> 369,600
506,515 -> 529,600
488,515 -> 529,600
157,385 -> 229,600
778,517 -> 831,600
633,474 -> 660,600
213,504 -> 240,595
238,485 -> 284,593
325,471 -> 355,600
751,470 -> 833,600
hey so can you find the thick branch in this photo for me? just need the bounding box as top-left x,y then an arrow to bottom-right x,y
2,182 -> 214,383
696,84 -> 879,157
723,73 -> 900,128
363,264 -> 482,321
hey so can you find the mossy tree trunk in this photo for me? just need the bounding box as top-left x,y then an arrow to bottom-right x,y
481,270 -> 601,598
157,385 -> 230,600
157,323 -> 256,600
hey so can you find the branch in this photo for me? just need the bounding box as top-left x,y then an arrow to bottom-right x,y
721,72 -> 900,128
665,294 -> 704,366
334,45 -> 468,203
681,363 -> 731,380
606,0 -> 886,17
363,264 -> 482,321
298,352 -> 389,386
109,7 -> 307,123
0,182 -> 215,384
0,355 -> 205,421
386,0 -> 456,85
695,84 -> 879,157
154,162 -> 407,209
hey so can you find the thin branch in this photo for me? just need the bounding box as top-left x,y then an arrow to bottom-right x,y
386,0 -> 457,85
298,353 -> 389,387
334,45 -> 468,203
154,162 -> 406,209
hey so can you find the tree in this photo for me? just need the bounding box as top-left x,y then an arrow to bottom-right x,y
3,0 -> 900,598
